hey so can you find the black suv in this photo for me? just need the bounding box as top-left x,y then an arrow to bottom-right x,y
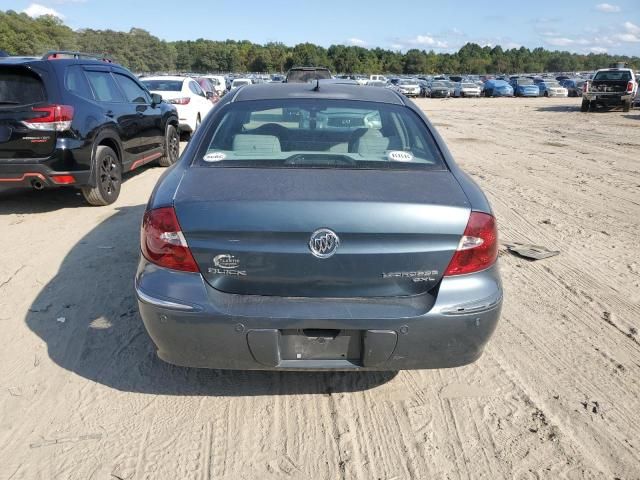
0,51 -> 179,205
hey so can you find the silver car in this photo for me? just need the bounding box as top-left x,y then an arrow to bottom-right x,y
135,82 -> 503,371
538,80 -> 568,97
454,82 -> 482,97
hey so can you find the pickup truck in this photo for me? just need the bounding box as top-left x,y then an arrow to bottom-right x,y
582,66 -> 637,112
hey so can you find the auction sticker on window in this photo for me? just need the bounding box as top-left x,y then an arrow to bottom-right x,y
203,152 -> 226,162
387,150 -> 414,162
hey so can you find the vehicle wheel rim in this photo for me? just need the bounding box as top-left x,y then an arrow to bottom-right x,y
169,130 -> 179,162
99,155 -> 120,195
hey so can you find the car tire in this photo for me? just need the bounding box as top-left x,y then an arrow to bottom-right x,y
623,99 -> 631,112
581,99 -> 590,112
159,124 -> 180,167
544,91 -> 549,97
81,145 -> 121,206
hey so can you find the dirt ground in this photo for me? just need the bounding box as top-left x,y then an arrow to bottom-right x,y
0,97 -> 639,480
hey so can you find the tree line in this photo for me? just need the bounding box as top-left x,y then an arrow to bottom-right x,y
1,10 -> 638,74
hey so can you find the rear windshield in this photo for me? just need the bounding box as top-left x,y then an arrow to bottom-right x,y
140,79 -> 182,91
196,99 -> 445,170
518,79 -> 534,85
287,69 -> 332,83
0,68 -> 46,106
593,70 -> 632,82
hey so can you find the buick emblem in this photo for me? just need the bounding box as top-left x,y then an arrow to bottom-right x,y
309,229 -> 340,258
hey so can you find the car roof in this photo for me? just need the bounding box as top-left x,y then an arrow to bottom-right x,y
0,57 -> 117,67
230,81 -> 405,105
141,75 -> 188,82
0,56 -> 41,64
597,67 -> 633,72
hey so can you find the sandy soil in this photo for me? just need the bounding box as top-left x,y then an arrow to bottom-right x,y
0,97 -> 639,479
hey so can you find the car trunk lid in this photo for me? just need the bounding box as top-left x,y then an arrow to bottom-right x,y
0,65 -> 57,160
174,167 -> 471,298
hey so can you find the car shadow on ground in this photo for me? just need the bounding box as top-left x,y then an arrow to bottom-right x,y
535,105 -> 582,113
536,104 -> 633,114
0,164 -> 156,215
622,114 -> 640,120
25,204 -> 397,396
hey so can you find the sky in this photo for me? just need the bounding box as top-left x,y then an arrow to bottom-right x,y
3,0 -> 640,56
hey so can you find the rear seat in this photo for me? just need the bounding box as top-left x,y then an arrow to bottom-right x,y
351,129 -> 402,155
232,134 -> 281,154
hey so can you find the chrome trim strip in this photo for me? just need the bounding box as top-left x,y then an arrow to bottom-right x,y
440,291 -> 503,316
135,283 -> 197,311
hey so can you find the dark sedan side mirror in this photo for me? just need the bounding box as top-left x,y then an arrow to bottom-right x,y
150,93 -> 163,105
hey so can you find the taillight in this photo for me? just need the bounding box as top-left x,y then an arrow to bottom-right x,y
627,81 -> 634,93
141,207 -> 199,272
583,82 -> 589,93
168,97 -> 191,105
444,212 -> 498,276
23,105 -> 74,131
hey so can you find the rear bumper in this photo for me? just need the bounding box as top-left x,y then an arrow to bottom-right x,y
0,161 -> 90,188
584,93 -> 632,104
135,259 -> 503,371
0,138 -> 91,188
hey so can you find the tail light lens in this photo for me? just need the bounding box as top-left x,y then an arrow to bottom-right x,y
444,212 -> 498,276
583,82 -> 589,93
23,105 -> 74,131
141,207 -> 199,272
627,81 -> 634,93
168,97 -> 191,105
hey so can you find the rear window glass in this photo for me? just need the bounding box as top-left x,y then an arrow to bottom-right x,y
287,69 -> 332,83
140,79 -> 183,91
0,68 -> 46,105
196,99 -> 445,171
593,70 -> 632,82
